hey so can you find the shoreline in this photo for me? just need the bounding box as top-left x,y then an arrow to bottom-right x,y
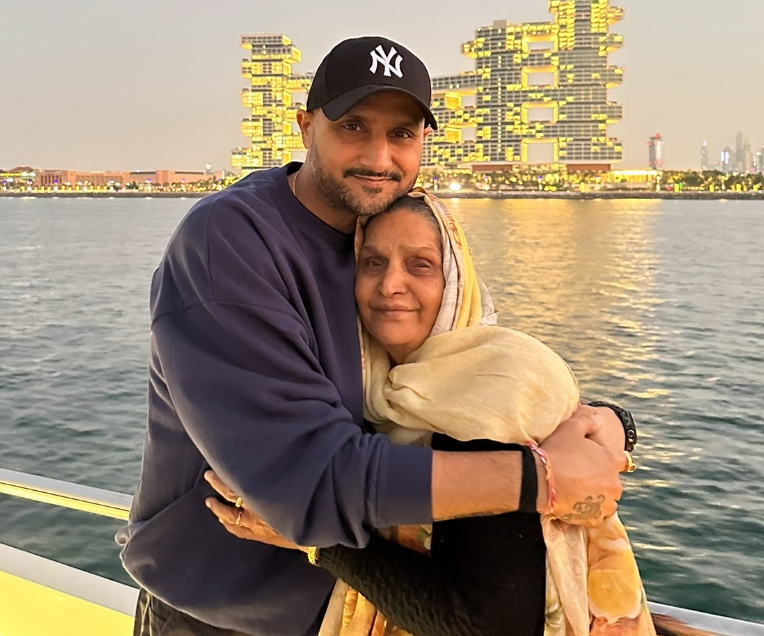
1,190 -> 762,201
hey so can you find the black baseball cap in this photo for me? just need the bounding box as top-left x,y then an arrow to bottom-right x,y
306,36 -> 438,130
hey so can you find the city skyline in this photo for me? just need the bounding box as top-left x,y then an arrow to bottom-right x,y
2,0 -> 763,172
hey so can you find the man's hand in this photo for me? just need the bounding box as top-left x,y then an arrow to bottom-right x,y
578,402 -> 626,451
204,470 -> 307,552
540,405 -> 628,526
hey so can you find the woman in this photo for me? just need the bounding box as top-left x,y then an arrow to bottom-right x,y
206,191 -> 653,636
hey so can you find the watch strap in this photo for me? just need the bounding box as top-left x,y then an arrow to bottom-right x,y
587,401 -> 637,452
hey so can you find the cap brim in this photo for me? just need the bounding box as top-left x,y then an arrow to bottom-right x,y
321,85 -> 438,131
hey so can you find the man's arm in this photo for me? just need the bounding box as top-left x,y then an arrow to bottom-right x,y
206,471 -> 546,636
432,405 -> 626,524
148,196 -> 433,549
162,195 -> 628,540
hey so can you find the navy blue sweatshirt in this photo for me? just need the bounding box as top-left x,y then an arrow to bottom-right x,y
116,164 -> 433,636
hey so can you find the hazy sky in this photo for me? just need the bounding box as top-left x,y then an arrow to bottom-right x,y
2,0 -> 762,171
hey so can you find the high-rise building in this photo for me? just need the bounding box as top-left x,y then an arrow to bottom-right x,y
755,148 -> 764,173
231,34 -> 312,173
720,147 -> 732,173
647,134 -> 664,170
742,139 -> 753,173
700,141 -> 709,171
234,2 -> 625,173
734,131 -> 744,172
424,0 -> 625,170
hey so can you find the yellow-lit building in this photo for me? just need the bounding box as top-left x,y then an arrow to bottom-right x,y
232,33 -> 312,173
425,0 -> 624,171
0,167 -> 37,191
234,1 -> 624,173
605,169 -> 660,189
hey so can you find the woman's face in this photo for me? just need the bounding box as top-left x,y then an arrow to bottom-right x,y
356,206 -> 445,364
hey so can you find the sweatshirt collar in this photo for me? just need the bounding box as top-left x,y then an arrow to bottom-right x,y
281,163 -> 355,255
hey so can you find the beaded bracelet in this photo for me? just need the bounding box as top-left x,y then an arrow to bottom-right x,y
526,442 -> 555,515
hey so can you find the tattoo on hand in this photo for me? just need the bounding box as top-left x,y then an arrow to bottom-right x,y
560,495 -> 604,522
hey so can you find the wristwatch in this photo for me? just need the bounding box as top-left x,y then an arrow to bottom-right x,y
587,401 -> 637,452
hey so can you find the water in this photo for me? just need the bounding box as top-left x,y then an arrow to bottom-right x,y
1,196 -> 762,623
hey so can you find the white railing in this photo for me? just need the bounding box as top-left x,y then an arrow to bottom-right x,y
1,467 -> 763,635
0,467 -> 132,520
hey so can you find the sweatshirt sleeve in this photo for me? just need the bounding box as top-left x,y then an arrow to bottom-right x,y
150,194 -> 433,549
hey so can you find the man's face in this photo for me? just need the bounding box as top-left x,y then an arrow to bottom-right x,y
299,91 -> 429,221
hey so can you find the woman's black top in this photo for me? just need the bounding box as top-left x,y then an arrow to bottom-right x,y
317,435 -> 547,636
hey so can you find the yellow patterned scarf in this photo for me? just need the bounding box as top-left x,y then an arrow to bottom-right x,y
322,190 -> 655,636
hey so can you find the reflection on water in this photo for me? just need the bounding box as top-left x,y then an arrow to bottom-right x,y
453,198 -> 764,622
451,198 -> 663,390
0,197 -> 762,623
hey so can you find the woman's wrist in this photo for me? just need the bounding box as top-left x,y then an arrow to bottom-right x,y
306,546 -> 320,565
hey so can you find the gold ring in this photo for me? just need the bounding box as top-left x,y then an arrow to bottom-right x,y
623,450 -> 637,473
234,496 -> 243,508
235,510 -> 243,526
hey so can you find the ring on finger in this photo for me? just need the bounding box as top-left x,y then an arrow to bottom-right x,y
623,450 -> 637,473
234,496 -> 243,508
235,509 -> 243,526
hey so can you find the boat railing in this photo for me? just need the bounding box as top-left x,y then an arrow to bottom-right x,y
1,467 -> 763,635
0,467 -> 132,520
0,467 -> 137,633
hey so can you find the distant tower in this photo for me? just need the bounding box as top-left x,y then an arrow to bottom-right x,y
721,147 -> 732,173
742,140 -> 753,172
756,148 -> 764,173
700,141 -> 709,171
648,134 -> 664,170
735,131 -> 744,172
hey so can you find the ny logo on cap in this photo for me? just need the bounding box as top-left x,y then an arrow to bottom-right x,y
369,45 -> 403,78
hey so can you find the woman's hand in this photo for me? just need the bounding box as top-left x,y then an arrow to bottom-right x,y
203,470 -> 307,552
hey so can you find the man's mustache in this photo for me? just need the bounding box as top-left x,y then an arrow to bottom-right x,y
343,168 -> 402,182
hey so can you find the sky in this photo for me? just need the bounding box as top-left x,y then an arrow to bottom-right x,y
1,0 -> 762,172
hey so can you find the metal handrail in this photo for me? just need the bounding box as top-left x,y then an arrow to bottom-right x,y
650,603 -> 764,636
0,468 -> 132,520
1,467 -> 763,634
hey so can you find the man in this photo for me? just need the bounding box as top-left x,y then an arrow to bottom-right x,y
118,36 -> 630,636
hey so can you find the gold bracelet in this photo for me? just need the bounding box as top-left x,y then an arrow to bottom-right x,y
306,546 -> 320,566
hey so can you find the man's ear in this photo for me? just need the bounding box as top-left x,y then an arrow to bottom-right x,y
296,110 -> 313,150
423,126 -> 433,141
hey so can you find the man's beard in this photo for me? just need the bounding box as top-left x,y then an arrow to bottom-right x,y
309,144 -> 417,218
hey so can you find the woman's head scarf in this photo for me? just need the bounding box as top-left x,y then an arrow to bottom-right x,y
345,190 -> 654,636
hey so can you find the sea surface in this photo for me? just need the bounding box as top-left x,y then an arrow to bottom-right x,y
0,196 -> 762,623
